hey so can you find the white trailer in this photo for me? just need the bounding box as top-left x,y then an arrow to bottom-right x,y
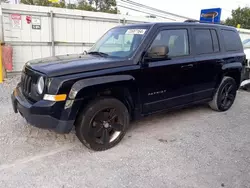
0,3 -> 189,72
238,28 -> 250,42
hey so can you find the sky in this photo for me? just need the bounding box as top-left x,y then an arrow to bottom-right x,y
117,0 -> 250,20
10,0 -> 250,21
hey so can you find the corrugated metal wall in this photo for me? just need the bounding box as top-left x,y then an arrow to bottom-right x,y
0,3 -> 187,72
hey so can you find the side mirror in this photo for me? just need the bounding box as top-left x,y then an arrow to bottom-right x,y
147,45 -> 169,59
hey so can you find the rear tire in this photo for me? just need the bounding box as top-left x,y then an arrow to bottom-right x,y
76,97 -> 129,151
209,76 -> 237,112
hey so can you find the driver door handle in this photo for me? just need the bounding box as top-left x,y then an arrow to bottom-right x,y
181,64 -> 193,69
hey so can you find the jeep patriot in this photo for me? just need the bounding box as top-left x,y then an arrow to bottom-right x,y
11,22 -> 245,151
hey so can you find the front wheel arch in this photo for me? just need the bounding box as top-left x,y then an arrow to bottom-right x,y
72,83 -> 138,128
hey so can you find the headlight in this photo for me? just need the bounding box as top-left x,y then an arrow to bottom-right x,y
37,76 -> 44,94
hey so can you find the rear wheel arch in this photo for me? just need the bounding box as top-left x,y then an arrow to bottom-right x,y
221,62 -> 242,89
223,69 -> 241,89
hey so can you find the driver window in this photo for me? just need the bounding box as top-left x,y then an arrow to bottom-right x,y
149,29 -> 189,57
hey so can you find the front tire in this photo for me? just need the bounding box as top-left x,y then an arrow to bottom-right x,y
209,76 -> 237,111
76,97 -> 129,151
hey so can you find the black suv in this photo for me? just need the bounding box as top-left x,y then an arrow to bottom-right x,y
11,22 -> 245,151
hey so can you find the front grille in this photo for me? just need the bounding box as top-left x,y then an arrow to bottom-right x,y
20,66 -> 44,102
21,73 -> 32,97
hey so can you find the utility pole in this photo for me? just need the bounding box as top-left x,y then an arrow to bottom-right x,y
68,0 -> 71,9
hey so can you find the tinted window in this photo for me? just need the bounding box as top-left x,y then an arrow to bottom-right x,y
222,29 -> 242,51
195,29 -> 213,54
211,29 -> 220,52
150,29 -> 189,57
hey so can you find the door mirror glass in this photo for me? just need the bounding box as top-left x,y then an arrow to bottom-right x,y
147,45 -> 169,59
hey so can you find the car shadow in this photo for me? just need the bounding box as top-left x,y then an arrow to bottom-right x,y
127,103 -> 211,133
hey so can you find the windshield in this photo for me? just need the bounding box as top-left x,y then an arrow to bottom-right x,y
89,26 -> 149,58
243,39 -> 250,48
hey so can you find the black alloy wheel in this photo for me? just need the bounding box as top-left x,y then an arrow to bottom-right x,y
209,76 -> 237,111
90,108 -> 123,145
219,82 -> 236,110
76,98 -> 129,151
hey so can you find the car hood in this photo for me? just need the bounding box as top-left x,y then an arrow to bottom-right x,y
244,48 -> 250,60
26,54 -> 132,77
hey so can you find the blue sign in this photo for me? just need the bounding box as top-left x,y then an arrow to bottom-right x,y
200,8 -> 222,23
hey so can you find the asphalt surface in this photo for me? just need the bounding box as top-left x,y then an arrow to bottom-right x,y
0,76 -> 250,188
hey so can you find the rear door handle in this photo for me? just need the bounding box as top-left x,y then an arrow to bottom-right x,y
216,59 -> 225,64
181,64 -> 193,69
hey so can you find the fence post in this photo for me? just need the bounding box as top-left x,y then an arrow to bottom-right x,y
0,1 -> 3,82
0,43 -> 3,83
50,11 -> 55,56
0,2 -> 4,44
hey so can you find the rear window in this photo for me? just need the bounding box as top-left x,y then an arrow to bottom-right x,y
221,29 -> 242,51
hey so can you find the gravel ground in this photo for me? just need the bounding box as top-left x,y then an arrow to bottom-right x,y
0,76 -> 250,188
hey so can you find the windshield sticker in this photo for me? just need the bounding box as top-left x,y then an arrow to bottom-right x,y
126,29 -> 147,35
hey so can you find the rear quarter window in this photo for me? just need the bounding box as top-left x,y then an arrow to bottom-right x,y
221,29 -> 243,51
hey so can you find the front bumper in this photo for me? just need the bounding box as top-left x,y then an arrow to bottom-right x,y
11,86 -> 74,133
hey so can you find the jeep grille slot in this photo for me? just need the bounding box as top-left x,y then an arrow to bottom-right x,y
21,73 -> 32,96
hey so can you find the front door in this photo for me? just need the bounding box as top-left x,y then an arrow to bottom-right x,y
139,27 -> 196,114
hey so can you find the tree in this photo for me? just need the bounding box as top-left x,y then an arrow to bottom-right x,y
20,0 -> 51,6
51,0 -> 66,8
225,7 -> 250,29
78,0 -> 118,14
77,0 -> 95,11
67,3 -> 77,9
20,0 -> 65,8
20,0 -> 118,14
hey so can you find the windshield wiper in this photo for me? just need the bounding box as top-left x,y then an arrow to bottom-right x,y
88,51 -> 109,57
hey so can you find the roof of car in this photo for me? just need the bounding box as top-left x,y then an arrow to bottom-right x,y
117,22 -> 236,30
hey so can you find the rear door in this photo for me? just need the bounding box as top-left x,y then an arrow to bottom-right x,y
191,27 -> 222,101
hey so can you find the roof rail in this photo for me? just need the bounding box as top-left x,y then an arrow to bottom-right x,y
184,19 -> 200,23
184,19 -> 223,24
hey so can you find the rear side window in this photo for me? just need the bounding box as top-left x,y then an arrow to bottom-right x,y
221,29 -> 242,51
195,29 -> 213,54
